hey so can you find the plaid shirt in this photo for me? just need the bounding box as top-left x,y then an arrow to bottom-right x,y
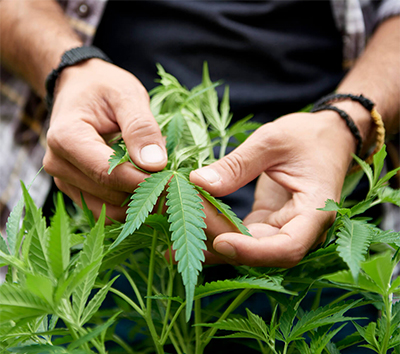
1,0 -> 400,231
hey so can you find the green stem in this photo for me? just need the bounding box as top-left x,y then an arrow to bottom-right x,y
161,302 -> 186,344
118,266 -> 146,310
381,293 -> 392,354
109,287 -> 144,316
168,331 -> 184,354
111,334 -> 135,354
282,342 -> 289,354
329,290 -> 357,306
200,289 -> 253,351
160,260 -> 175,340
195,299 -> 202,354
77,327 -> 105,354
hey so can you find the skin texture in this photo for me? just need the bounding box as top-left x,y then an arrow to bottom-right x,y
1,1 -> 399,267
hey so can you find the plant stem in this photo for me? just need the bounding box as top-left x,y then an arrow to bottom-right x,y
282,342 -> 289,354
109,287 -> 144,316
329,290 -> 357,306
161,302 -> 186,344
194,299 -> 202,354
381,293 -> 392,354
168,331 -> 184,354
200,289 -> 253,351
118,266 -> 146,310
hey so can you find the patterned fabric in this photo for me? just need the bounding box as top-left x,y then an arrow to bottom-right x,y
1,0 -> 399,232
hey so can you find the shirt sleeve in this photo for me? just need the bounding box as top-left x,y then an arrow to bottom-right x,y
376,0 -> 400,25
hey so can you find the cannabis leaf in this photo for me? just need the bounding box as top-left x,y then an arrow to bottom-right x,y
113,170 -> 173,248
195,185 -> 251,236
336,216 -> 373,281
166,172 -> 207,321
108,142 -> 129,174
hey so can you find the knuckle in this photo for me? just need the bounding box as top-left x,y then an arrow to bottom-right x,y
221,153 -> 246,180
123,117 -> 160,141
92,165 -> 111,187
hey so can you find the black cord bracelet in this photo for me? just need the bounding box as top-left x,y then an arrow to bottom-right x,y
311,104 -> 363,157
45,46 -> 112,110
313,93 -> 375,112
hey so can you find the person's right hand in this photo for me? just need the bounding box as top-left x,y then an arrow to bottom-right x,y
43,58 -> 168,220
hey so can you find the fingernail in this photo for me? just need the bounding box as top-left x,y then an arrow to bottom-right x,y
140,144 -> 166,164
214,241 -> 236,258
195,168 -> 220,184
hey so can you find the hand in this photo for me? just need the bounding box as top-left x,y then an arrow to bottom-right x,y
43,59 -> 168,220
190,111 -> 357,268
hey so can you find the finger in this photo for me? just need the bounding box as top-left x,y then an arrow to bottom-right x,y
44,149 -> 130,206
190,126 -> 278,197
54,178 -> 128,222
113,88 -> 168,172
212,210 -> 332,268
46,119 -> 148,193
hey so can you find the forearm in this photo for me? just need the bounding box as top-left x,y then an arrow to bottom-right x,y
0,0 -> 82,97
336,16 -> 400,150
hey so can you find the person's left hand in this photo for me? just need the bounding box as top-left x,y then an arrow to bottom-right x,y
190,110 -> 358,268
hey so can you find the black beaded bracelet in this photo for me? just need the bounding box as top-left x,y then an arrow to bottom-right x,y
311,104 -> 363,157
45,46 -> 112,110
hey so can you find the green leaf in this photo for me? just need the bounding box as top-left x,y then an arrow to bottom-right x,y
352,154 -> 373,191
341,169 -> 364,199
350,199 -> 374,217
146,294 -> 184,303
309,324 -> 347,354
353,321 -> 380,352
144,214 -> 171,241
378,186 -> 400,207
166,173 -> 207,321
361,251 -> 395,294
288,300 -> 362,341
21,182 -> 49,276
336,216 -> 373,282
47,193 -> 71,280
166,111 -> 184,155
0,234 -> 10,255
80,194 -> 95,229
73,206 -> 106,319
323,270 -> 382,294
195,276 -> 295,299
372,145 -> 386,186
101,225 -> 155,271
108,142 -> 129,175
0,283 -> 51,324
219,85 -> 232,130
25,273 -> 54,305
6,187 -> 26,255
68,311 -> 121,350
114,170 -> 173,248
80,276 -> 118,326
195,185 -> 251,236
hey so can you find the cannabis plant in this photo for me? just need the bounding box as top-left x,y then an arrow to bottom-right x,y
0,63 -> 399,354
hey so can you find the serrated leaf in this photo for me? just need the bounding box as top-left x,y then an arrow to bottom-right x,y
199,317 -> 265,342
350,198 -> 374,217
80,277 -> 118,326
195,185 -> 251,236
68,311 -> 121,350
144,214 -> 171,241
0,234 -> 10,255
288,300 -> 361,341
21,182 -> 49,276
0,283 -> 51,324
146,294 -> 184,303
219,85 -> 231,130
101,225 -> 155,271
309,324 -> 347,354
166,111 -> 184,155
246,308 -> 270,339
48,193 -> 70,280
108,142 -> 129,175
80,193 -> 95,229
341,169 -> 364,199
372,145 -> 386,186
379,186 -> 400,207
72,206 -> 106,319
352,154 -> 373,191
323,270 -> 382,294
336,216 -> 373,282
195,276 -> 295,299
361,251 -> 395,294
353,321 -> 379,352
25,273 -> 54,305
166,173 -> 207,321
6,188 -> 25,256
113,170 -> 173,248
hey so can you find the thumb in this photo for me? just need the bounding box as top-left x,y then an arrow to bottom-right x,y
115,91 -> 167,172
190,128 -> 271,197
